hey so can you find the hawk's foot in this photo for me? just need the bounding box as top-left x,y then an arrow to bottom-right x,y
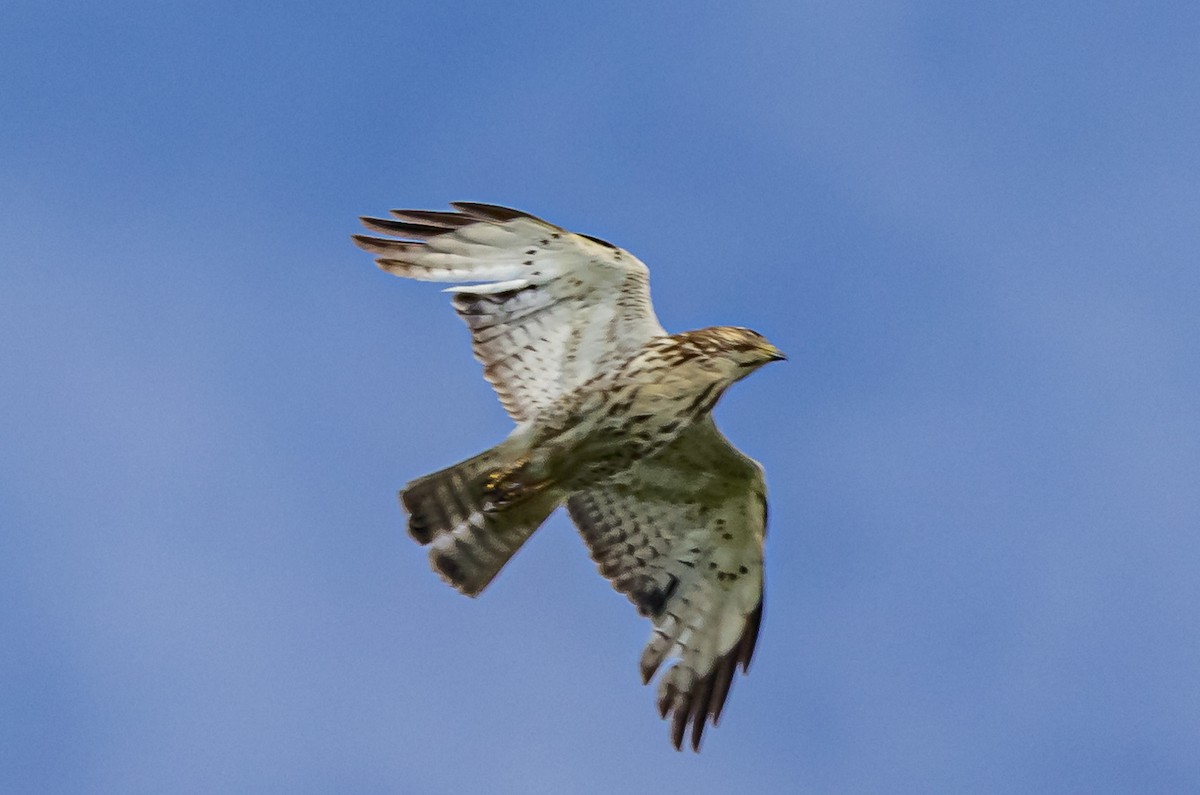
482,458 -> 548,512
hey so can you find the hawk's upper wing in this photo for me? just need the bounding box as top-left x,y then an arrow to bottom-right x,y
352,203 -> 666,422
566,417 -> 767,751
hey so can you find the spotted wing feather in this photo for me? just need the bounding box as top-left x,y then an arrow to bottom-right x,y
352,203 -> 666,422
566,417 -> 767,751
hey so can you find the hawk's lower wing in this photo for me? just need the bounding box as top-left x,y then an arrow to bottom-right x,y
566,417 -> 767,751
353,203 -> 666,422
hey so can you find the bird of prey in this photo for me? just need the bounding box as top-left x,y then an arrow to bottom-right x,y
352,202 -> 784,751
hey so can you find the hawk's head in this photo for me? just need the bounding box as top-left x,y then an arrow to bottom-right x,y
679,326 -> 786,378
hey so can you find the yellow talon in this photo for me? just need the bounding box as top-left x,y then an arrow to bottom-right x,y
482,458 -> 544,509
483,469 -> 507,493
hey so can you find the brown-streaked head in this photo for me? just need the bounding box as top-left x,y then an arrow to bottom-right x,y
674,327 -> 786,380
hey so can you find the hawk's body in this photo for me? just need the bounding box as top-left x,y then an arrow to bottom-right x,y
353,203 -> 783,750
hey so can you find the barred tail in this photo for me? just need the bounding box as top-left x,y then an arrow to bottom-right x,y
400,445 -> 559,596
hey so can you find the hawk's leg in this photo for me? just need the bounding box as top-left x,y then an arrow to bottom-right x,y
482,457 -> 550,512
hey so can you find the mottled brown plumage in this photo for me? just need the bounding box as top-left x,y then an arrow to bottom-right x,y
354,202 -> 783,750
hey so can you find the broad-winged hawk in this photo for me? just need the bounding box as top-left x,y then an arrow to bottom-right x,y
353,203 -> 784,750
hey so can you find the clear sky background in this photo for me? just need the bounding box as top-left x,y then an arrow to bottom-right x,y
3,2 -> 1199,792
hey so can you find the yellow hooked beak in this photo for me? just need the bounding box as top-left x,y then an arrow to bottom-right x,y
760,342 -> 787,362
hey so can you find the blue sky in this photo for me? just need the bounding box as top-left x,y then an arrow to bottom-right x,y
3,1 -> 1199,792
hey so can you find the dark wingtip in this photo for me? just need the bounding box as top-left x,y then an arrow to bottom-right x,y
658,601 -> 764,751
450,202 -> 542,223
670,705 -> 688,751
389,209 -> 475,228
657,682 -> 673,719
579,232 -> 618,250
709,656 -> 737,726
351,234 -> 417,255
689,674 -> 715,752
738,601 -> 764,673
360,216 -> 451,239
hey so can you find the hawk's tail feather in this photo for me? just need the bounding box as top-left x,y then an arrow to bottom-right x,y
401,446 -> 560,596
400,448 -> 499,546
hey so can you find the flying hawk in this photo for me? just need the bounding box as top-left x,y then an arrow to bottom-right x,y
352,203 -> 784,751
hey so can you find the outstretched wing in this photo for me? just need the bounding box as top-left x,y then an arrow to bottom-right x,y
566,417 -> 767,751
352,203 -> 666,422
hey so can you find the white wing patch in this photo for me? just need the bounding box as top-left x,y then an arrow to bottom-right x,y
567,418 -> 767,751
352,203 -> 666,422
